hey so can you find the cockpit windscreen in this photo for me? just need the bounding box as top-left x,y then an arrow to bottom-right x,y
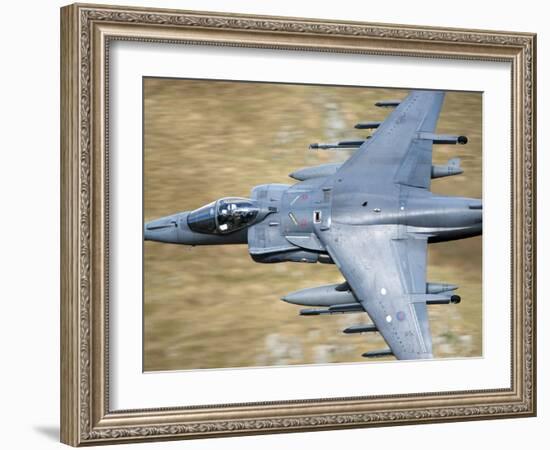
187,198 -> 258,234
186,201 -> 217,234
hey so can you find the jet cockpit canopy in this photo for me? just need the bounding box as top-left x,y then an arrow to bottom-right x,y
187,197 -> 259,235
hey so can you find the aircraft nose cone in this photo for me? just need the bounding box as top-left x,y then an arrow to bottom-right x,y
144,215 -> 181,243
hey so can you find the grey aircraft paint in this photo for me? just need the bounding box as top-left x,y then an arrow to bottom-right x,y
144,90 -> 482,360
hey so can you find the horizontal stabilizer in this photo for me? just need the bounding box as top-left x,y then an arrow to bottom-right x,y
431,158 -> 463,179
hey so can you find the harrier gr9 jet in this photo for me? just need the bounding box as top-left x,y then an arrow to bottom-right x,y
144,90 -> 482,360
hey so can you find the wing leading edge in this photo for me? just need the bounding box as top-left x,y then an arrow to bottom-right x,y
330,90 -> 445,194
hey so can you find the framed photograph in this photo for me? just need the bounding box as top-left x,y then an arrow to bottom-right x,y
60,3 -> 536,446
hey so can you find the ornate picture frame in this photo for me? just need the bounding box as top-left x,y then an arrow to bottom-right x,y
60,3 -> 536,446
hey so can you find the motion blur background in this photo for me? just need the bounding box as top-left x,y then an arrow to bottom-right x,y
143,79 -> 482,371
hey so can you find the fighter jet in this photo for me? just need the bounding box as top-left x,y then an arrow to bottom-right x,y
144,90 -> 482,360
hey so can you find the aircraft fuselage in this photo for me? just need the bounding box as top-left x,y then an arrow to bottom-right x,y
144,180 -> 482,259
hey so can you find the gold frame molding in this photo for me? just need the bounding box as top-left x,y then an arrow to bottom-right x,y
60,3 -> 536,446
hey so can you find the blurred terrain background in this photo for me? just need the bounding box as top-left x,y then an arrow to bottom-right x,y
143,78 -> 482,371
